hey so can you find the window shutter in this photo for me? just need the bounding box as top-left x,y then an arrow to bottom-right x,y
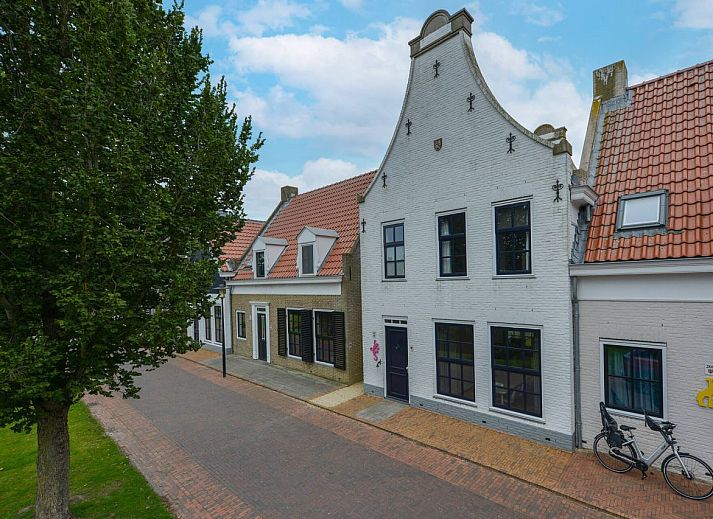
333,311 -> 346,370
300,309 -> 314,363
277,308 -> 287,357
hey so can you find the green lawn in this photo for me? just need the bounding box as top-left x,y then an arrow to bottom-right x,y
0,403 -> 173,518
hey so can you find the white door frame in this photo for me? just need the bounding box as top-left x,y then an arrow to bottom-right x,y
251,302 -> 270,362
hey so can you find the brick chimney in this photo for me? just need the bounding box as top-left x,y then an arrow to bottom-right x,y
593,60 -> 628,101
281,185 -> 298,202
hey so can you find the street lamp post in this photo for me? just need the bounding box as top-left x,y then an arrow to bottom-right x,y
218,284 -> 226,378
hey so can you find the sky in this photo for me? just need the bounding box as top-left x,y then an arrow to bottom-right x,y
181,0 -> 713,220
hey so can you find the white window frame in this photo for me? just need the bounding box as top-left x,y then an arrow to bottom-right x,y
298,243 -> 316,277
491,196 -> 535,278
312,308 -> 336,367
599,338 -> 667,420
616,190 -> 668,231
435,208 -> 468,280
235,310 -> 247,340
286,307 -> 304,359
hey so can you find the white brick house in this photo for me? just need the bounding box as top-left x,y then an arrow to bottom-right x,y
572,59 -> 713,465
359,9 -> 579,450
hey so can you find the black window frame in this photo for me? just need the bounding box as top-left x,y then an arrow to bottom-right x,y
491,326 -> 542,417
314,311 -> 336,365
383,222 -> 405,279
435,322 -> 475,402
438,212 -> 467,277
204,315 -> 212,341
495,201 -> 532,276
287,309 -> 302,357
603,343 -> 664,418
236,311 -> 246,339
255,250 -> 265,278
213,305 -> 223,343
193,318 -> 200,341
301,244 -> 315,275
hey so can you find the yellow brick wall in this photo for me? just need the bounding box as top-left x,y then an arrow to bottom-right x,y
230,247 -> 363,384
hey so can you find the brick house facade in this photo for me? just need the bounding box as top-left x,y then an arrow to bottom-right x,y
227,173 -> 375,384
359,9 -> 579,450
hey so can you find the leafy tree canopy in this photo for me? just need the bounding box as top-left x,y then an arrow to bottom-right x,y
0,0 -> 264,432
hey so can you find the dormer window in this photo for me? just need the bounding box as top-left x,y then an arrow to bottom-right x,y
297,226 -> 338,277
616,190 -> 667,231
255,251 -> 265,278
301,244 -> 314,275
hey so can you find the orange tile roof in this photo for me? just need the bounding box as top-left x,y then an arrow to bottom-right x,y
234,171 -> 376,280
585,59 -> 713,263
219,219 -> 264,270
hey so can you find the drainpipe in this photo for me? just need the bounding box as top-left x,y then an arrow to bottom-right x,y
571,275 -> 582,449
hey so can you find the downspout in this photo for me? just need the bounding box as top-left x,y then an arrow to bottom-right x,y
571,275 -> 582,449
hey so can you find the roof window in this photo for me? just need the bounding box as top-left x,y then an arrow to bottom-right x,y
616,191 -> 667,231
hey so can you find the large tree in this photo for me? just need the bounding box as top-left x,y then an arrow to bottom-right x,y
0,1 -> 263,517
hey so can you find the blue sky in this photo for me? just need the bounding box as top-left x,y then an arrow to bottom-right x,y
181,0 -> 713,220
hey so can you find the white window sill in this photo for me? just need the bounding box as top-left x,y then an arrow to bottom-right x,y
492,274 -> 535,279
606,407 -> 665,422
488,406 -> 546,424
436,276 -> 470,281
315,360 -> 335,368
236,336 -> 247,341
287,354 -> 303,361
434,394 -> 478,409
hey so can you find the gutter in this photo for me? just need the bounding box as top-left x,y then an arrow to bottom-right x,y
571,275 -> 582,449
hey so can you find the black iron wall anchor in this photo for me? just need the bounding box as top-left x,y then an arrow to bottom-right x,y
405,118 -> 412,135
552,180 -> 564,202
467,92 -> 475,112
361,218 -> 366,233
506,132 -> 516,153
382,171 -> 388,188
433,60 -> 441,78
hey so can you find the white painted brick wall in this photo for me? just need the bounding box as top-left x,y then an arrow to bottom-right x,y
360,31 -> 575,442
579,299 -> 713,465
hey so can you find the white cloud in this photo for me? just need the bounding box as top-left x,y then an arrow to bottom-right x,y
511,1 -> 565,27
242,158 -> 361,219
673,0 -> 713,28
184,5 -> 237,38
228,17 -> 419,157
629,72 -> 659,85
340,0 -> 363,10
185,1 -> 311,38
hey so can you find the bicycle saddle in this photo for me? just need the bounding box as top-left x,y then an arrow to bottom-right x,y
619,424 -> 636,431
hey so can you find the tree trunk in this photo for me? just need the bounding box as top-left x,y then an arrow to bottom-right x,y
36,400 -> 72,519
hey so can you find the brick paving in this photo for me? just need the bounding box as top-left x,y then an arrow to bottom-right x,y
88,358 -> 610,518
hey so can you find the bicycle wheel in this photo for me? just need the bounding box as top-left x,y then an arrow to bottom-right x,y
662,453 -> 713,500
593,433 -> 635,473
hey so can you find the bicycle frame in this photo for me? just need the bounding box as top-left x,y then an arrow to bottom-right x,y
614,431 -> 692,478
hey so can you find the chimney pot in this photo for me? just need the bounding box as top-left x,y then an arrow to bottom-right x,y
281,185 -> 298,202
593,60 -> 628,102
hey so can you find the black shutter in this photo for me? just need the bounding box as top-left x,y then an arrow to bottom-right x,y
333,311 -> 346,370
300,309 -> 314,363
277,308 -> 287,357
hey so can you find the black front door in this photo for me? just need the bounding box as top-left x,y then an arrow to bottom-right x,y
257,312 -> 267,361
385,326 -> 408,401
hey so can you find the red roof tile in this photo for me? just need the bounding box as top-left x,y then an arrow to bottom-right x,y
219,219 -> 264,270
585,59 -> 713,263
234,171 -> 376,280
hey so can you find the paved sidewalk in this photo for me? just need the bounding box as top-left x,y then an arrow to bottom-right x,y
183,350 -> 712,519
88,358 -> 607,518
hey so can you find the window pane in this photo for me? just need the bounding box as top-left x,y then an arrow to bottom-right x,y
525,375 -> 540,393
394,224 -> 404,242
396,261 -> 405,277
439,217 -> 449,236
604,344 -> 663,417
451,255 -> 466,275
385,226 -> 394,243
509,391 -> 526,411
395,245 -> 405,261
450,213 -> 466,234
441,257 -> 452,275
495,206 -> 511,230
622,195 -> 662,227
440,240 -> 453,257
493,346 -> 507,366
513,204 -> 529,227
301,245 -> 314,274
526,394 -> 542,416
386,263 -> 396,277
386,247 -> 395,261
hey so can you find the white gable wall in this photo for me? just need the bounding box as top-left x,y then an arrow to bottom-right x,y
360,27 -> 575,449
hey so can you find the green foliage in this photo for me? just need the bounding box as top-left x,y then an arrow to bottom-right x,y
0,403 -> 173,518
0,0 -> 264,431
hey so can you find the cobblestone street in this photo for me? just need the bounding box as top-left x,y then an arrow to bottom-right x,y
87,358 -> 612,518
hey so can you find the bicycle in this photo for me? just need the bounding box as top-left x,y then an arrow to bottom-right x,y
593,402 -> 713,500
